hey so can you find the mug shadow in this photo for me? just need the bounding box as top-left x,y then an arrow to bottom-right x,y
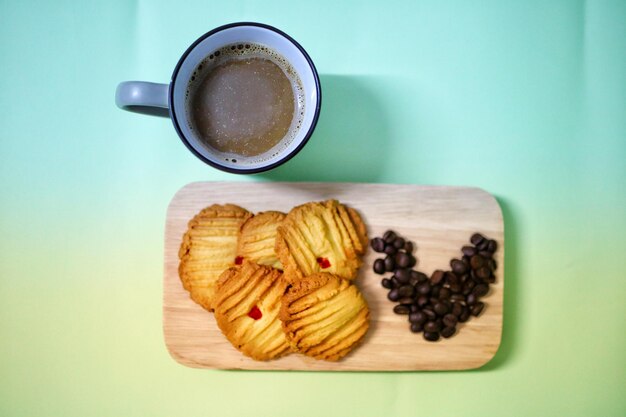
476,196 -> 520,371
121,105 -> 170,118
260,74 -> 391,182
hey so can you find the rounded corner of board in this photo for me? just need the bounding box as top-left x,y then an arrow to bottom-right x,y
464,187 -> 504,229
163,343 -> 207,370
466,339 -> 504,371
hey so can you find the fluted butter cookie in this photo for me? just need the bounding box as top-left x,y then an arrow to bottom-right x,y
275,200 -> 368,283
178,204 -> 252,311
236,211 -> 286,269
214,261 -> 292,361
280,273 -> 369,361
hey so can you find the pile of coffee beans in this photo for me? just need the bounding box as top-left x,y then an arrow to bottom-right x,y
371,231 -> 417,274
371,231 -> 498,342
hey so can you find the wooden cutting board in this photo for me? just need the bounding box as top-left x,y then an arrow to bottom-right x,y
163,182 -> 504,371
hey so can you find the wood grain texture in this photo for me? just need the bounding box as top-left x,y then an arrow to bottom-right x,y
163,182 -> 504,371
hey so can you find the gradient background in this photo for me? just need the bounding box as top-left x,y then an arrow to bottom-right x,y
1,1 -> 624,416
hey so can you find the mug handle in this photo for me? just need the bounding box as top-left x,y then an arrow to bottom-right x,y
115,81 -> 170,117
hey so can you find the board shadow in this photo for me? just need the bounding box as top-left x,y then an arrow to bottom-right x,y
476,196 -> 520,371
259,74 -> 390,182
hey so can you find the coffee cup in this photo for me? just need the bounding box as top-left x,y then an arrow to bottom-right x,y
115,22 -> 321,174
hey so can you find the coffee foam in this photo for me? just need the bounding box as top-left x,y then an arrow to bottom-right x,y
185,43 -> 306,166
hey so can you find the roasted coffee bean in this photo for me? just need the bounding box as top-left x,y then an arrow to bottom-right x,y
462,279 -> 476,295
393,304 -> 411,315
488,275 -> 496,283
431,285 -> 441,298
487,239 -> 498,253
450,294 -> 465,303
477,239 -> 489,251
451,259 -> 468,275
470,255 -> 485,269
388,288 -> 400,302
416,295 -> 429,307
434,302 -> 449,316
423,308 -> 436,320
470,233 -> 485,246
466,293 -> 477,306
476,266 -> 491,280
471,302 -> 485,316
479,250 -> 493,259
410,304 -> 420,313
473,271 -> 487,284
441,326 -> 456,338
394,268 -> 411,284
449,282 -> 462,294
417,281 -> 431,295
384,245 -> 397,255
398,285 -> 415,298
431,270 -> 445,285
396,252 -> 411,268
408,255 -> 417,268
410,271 -> 427,286
373,259 -> 386,274
445,271 -> 459,285
429,297 -> 440,306
391,276 -> 401,287
398,297 -> 414,305
439,287 -> 451,300
443,314 -> 458,327
381,278 -> 394,289
393,237 -> 405,249
424,320 -> 441,333
384,256 -> 395,271
451,302 -> 463,317
383,230 -> 397,243
371,237 -> 385,252
410,322 -> 424,333
473,284 -> 489,298
488,259 -> 497,271
416,271 -> 429,281
424,331 -> 440,342
458,307 -> 470,323
404,241 -> 414,253
462,246 -> 477,257
409,311 -> 426,324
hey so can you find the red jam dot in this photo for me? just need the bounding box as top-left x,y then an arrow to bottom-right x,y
248,305 -> 262,320
235,256 -> 243,265
316,257 -> 331,269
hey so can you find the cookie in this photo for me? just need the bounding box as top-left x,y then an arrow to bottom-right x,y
214,261 -> 292,361
280,273 -> 369,361
178,204 -> 252,311
275,200 -> 368,283
236,211 -> 286,269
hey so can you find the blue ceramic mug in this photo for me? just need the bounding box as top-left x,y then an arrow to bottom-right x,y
115,22 -> 321,174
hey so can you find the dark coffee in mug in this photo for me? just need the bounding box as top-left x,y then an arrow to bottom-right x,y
185,43 -> 305,163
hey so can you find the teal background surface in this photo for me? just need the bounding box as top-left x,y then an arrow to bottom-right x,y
1,1 -> 625,416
